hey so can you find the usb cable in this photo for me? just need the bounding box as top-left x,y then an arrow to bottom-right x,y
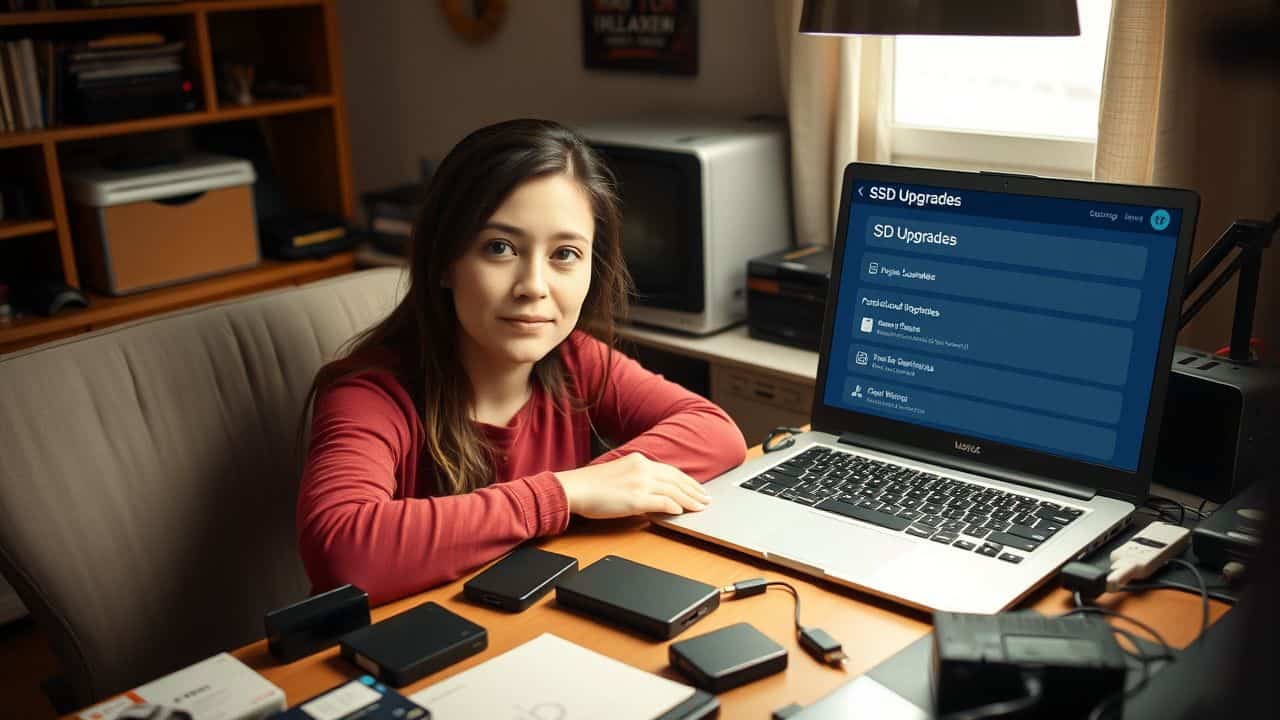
721,578 -> 849,667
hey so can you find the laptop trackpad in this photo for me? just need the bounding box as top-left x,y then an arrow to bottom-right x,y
765,515 -> 913,581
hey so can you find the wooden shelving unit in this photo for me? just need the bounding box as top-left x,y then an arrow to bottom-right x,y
0,0 -> 356,354
0,218 -> 56,240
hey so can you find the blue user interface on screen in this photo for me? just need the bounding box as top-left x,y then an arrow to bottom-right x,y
823,181 -> 1181,471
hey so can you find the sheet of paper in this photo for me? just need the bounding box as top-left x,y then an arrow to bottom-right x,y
409,633 -> 695,720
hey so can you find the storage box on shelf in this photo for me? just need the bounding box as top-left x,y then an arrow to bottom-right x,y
0,0 -> 355,355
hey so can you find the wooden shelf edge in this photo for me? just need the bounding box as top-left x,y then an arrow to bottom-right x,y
0,218 -> 56,241
0,0 -> 326,27
0,95 -> 335,149
0,252 -> 354,348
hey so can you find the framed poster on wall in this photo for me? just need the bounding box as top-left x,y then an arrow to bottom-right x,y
582,0 -> 698,75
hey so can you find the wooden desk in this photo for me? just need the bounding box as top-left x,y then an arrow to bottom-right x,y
64,446 -> 1230,719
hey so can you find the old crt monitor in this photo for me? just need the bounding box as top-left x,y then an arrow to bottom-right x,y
579,119 -> 791,335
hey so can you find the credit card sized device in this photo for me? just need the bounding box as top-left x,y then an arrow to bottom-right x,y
555,555 -> 720,639
272,675 -> 430,719
463,546 -> 578,612
339,602 -> 486,687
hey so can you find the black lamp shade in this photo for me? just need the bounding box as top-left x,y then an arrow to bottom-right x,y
799,0 -> 1081,36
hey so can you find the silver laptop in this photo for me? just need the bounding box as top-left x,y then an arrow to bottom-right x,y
656,163 -> 1198,614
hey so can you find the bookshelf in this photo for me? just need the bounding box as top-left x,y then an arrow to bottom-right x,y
0,0 -> 356,354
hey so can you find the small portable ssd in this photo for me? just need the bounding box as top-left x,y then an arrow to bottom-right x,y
463,546 -> 578,612
264,584 -> 370,663
555,555 -> 720,639
338,602 -> 486,687
670,622 -> 788,693
272,675 -> 430,719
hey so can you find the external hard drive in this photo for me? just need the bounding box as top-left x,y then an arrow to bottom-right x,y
463,546 -> 578,612
670,622 -> 788,693
554,555 -> 720,639
338,602 -> 486,687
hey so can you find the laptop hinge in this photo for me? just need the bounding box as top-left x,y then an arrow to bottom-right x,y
836,432 -> 1096,501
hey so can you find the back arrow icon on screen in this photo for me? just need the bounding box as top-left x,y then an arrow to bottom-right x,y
857,186 -> 864,196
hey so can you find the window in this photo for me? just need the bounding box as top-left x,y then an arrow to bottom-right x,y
889,0 -> 1114,178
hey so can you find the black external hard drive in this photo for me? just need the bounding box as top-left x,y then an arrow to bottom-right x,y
463,546 -> 578,612
554,555 -> 720,639
670,622 -> 788,693
264,584 -> 370,663
338,602 -> 486,687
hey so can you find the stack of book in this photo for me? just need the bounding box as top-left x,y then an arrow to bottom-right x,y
0,33 -> 190,132
65,33 -> 189,124
1,1 -> 63,12
0,38 -> 51,132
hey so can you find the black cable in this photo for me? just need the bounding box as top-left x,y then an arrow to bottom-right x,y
764,581 -> 802,630
1060,605 -> 1176,661
721,578 -> 848,666
1196,497 -> 1214,517
1111,627 -> 1175,664
1167,558 -> 1210,644
1087,630 -> 1157,720
1144,496 -> 1186,525
1136,505 -> 1183,526
1121,579 -> 1238,605
939,672 -> 1044,720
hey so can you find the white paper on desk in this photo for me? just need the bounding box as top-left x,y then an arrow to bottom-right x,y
409,633 -> 696,720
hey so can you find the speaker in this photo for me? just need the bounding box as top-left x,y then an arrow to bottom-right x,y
1154,346 -> 1280,502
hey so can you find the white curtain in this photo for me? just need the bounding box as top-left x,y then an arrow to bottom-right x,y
1095,0 -> 1280,357
774,0 -> 890,248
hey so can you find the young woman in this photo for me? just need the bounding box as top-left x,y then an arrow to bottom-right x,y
297,119 -> 747,606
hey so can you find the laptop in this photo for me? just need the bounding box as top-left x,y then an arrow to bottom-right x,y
655,163 -> 1198,614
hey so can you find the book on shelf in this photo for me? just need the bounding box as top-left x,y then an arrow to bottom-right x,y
0,45 -> 14,132
0,33 -> 189,133
2,1 -> 62,12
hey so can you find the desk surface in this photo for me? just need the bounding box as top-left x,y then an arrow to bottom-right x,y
233,525 -> 1225,720
64,446 -> 1228,719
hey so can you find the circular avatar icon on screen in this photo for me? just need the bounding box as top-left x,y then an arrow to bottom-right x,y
1150,209 -> 1171,230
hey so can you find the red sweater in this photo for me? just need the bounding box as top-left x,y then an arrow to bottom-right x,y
297,332 -> 747,605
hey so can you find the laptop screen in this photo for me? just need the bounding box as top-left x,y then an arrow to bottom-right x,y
822,175 -> 1185,473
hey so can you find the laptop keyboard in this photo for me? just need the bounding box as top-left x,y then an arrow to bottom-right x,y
739,446 -> 1083,561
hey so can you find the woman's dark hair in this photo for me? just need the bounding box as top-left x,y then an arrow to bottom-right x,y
305,118 -> 631,494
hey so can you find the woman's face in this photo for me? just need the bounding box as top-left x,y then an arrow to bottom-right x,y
446,173 -> 595,372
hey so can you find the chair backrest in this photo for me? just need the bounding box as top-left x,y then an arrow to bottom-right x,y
0,267 -> 404,706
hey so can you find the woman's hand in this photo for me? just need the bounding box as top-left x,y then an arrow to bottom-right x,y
553,452 -> 713,518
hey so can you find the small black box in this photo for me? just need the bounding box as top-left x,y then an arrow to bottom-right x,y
264,584 -> 370,663
933,611 -> 1127,719
670,622 -> 788,693
463,546 -> 578,612
555,555 -> 720,640
339,602 -> 487,687
747,245 -> 832,351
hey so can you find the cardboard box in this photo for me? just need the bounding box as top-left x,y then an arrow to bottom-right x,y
76,653 -> 285,720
